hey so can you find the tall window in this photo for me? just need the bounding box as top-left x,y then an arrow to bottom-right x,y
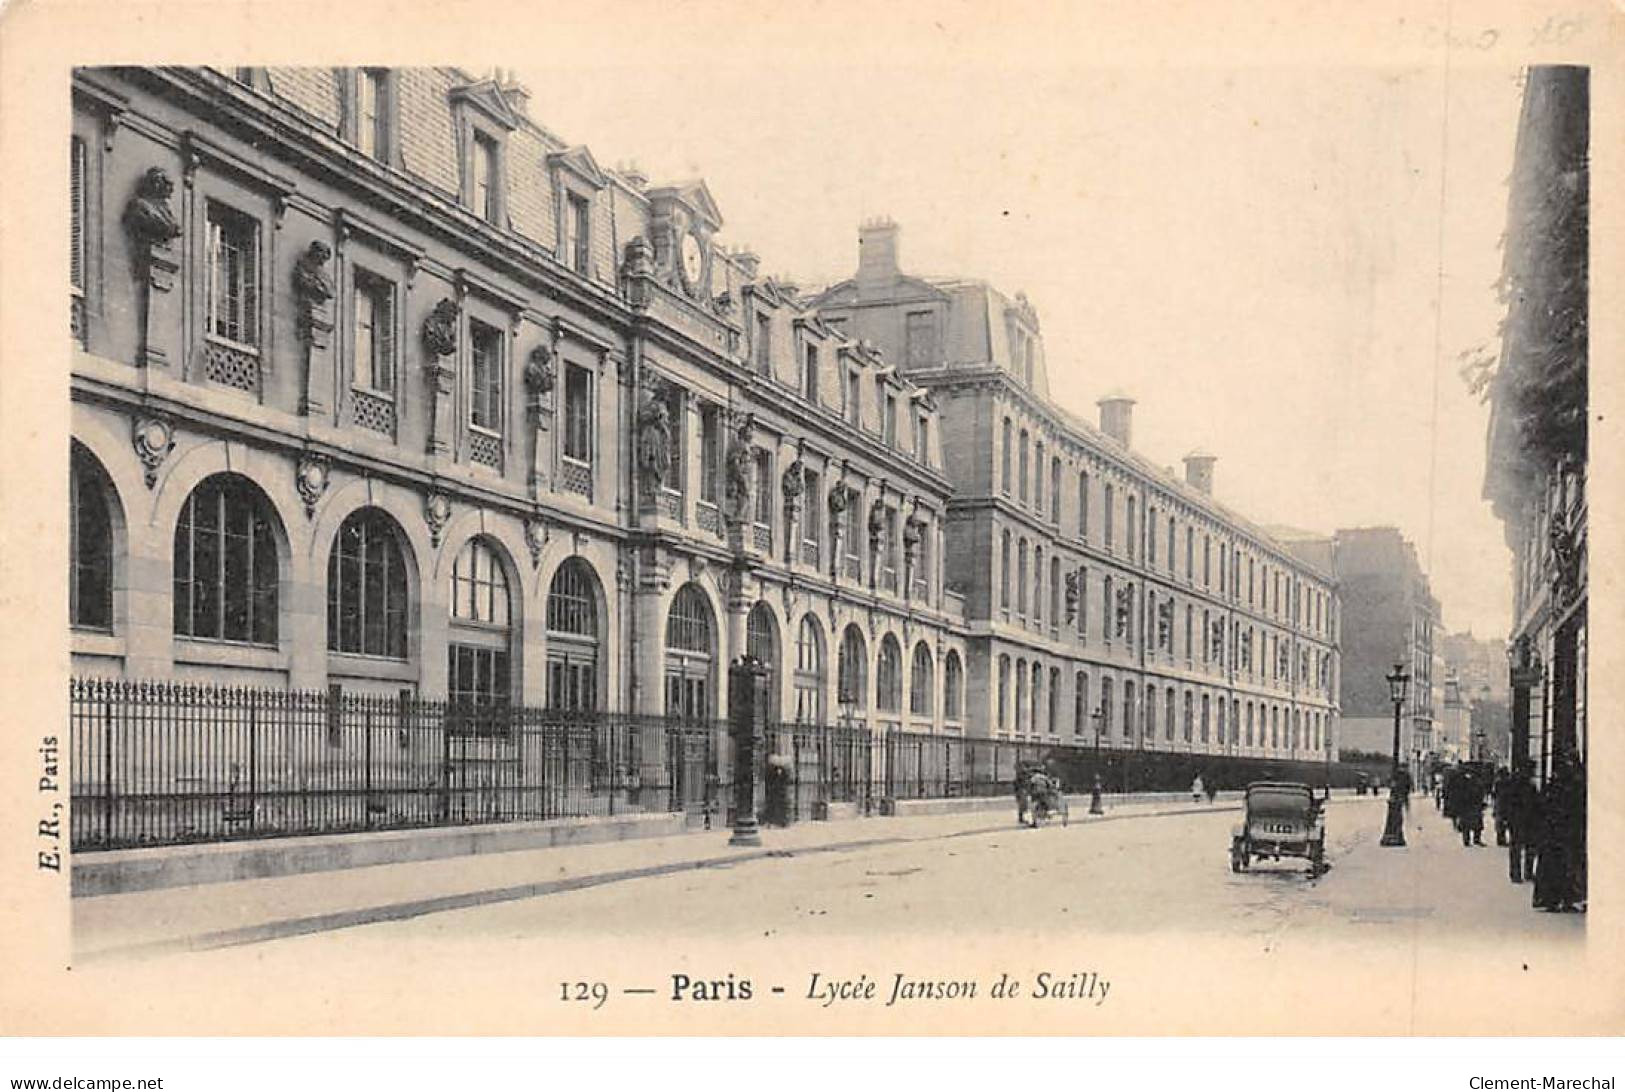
546,558 -> 600,712
70,136 -> 86,298
1035,442 -> 1046,513
699,404 -> 722,504
565,193 -> 590,274
1002,420 -> 1014,495
915,412 -> 929,461
793,615 -> 825,724
1185,527 -> 1194,578
883,391 -> 897,446
1123,680 -> 1135,740
1126,495 -> 1137,559
1103,483 -> 1114,547
353,270 -> 396,393
450,537 -> 510,627
1017,539 -> 1029,616
1167,517 -> 1176,574
1203,534 -> 1212,586
1099,676 -> 1113,735
1201,693 -> 1210,742
1102,576 -> 1112,641
1000,531 -> 1011,610
755,313 -> 772,376
1145,685 -> 1157,740
745,604 -> 781,721
1078,471 -> 1089,539
802,469 -> 821,556
1183,690 -> 1194,741
909,642 -> 934,718
472,132 -> 499,222
753,449 -> 773,527
1166,688 -> 1176,741
357,68 -> 389,161
562,363 -> 593,464
469,320 -> 503,432
1049,556 -> 1060,627
1148,507 -> 1158,565
1074,672 -> 1088,737
943,651 -> 963,722
1032,546 -> 1043,623
997,656 -> 1011,731
173,474 -> 277,645
206,203 -> 259,346
845,369 -> 861,426
69,449 -> 112,631
904,310 -> 936,366
665,584 -> 715,720
327,509 -> 408,658
804,343 -> 819,401
1050,458 -> 1061,524
1018,430 -> 1030,503
1015,660 -> 1027,734
838,624 -> 867,712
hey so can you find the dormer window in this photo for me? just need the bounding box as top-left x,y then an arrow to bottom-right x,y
563,192 -> 590,274
357,69 -> 390,161
905,310 -> 936,367
472,132 -> 499,222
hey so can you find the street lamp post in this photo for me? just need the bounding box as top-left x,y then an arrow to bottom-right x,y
1089,704 -> 1106,815
1380,662 -> 1410,847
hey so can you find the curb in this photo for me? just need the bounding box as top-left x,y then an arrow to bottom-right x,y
76,802 -> 1241,963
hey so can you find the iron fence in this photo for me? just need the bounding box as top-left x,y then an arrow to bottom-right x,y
69,677 -> 1362,852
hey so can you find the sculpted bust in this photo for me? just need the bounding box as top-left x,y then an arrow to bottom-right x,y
122,167 -> 181,250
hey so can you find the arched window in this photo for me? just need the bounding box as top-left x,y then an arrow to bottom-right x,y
1001,418 -> 1013,496
1200,692 -> 1210,742
1270,705 -> 1279,748
997,655 -> 1011,732
793,615 -> 825,724
1049,556 -> 1060,626
1183,690 -> 1193,742
876,636 -> 902,715
909,642 -> 934,718
1074,671 -> 1088,737
328,508 -> 408,658
1122,679 -> 1134,739
1017,539 -> 1029,616
449,537 -> 514,711
1103,483 -> 1115,547
1031,661 -> 1043,734
1145,684 -> 1157,740
837,624 -> 868,717
1034,441 -> 1046,513
1033,546 -> 1043,623
1000,531 -> 1011,610
1246,701 -> 1255,746
546,557 -> 601,712
1215,695 -> 1226,745
174,473 -> 278,645
943,650 -> 963,722
1099,676 -> 1114,735
1014,658 -> 1028,734
1048,667 -> 1060,735
70,447 -> 114,631
1018,429 -> 1030,503
665,584 -> 715,720
746,603 -> 780,720
1165,688 -> 1176,741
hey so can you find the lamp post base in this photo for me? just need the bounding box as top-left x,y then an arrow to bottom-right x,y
729,816 -> 763,847
1379,791 -> 1407,847
1088,776 -> 1104,815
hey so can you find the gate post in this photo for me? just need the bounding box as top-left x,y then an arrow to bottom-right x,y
728,656 -> 768,846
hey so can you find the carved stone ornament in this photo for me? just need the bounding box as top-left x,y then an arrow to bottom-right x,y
1064,570 -> 1081,622
122,167 -> 181,251
523,519 -> 547,569
827,484 -> 850,518
423,490 -> 452,548
780,458 -> 805,507
524,344 -> 556,397
294,455 -> 329,518
422,298 -> 459,358
131,415 -> 173,489
867,499 -> 887,542
713,291 -> 736,317
901,517 -> 924,550
623,236 -> 655,279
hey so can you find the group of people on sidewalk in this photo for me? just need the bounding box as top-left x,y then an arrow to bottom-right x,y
1429,759 -> 1586,914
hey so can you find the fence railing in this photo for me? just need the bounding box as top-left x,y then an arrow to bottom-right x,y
69,678 -> 1360,852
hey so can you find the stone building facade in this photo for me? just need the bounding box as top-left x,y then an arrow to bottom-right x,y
812,222 -> 1340,762
68,66 -> 968,733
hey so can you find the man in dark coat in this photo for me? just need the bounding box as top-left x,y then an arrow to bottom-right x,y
1504,766 -> 1539,884
1533,755 -> 1585,912
1492,767 -> 1514,846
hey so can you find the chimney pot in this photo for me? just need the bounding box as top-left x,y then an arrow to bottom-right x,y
1096,393 -> 1136,447
857,217 -> 901,292
1183,450 -> 1217,495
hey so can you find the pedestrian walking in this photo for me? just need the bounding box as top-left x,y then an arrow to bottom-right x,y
1205,776 -> 1218,804
1190,775 -> 1204,804
1492,767 -> 1513,847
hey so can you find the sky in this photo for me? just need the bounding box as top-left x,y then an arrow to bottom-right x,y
518,11 -> 1529,638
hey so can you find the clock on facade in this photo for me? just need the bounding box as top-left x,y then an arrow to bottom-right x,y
680,231 -> 705,294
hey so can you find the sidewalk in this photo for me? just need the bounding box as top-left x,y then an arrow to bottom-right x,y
73,795 -> 1239,963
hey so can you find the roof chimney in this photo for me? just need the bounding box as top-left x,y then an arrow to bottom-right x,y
1183,450 -> 1217,495
1096,392 -> 1135,447
858,217 -> 900,292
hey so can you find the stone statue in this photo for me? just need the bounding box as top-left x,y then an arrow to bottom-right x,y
780,458 -> 805,515
122,167 -> 181,250
636,386 -> 672,496
292,241 -> 334,306
723,413 -> 755,524
524,344 -> 555,398
1064,570 -> 1080,622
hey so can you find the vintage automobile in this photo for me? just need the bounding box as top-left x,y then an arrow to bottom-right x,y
1230,781 -> 1328,874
